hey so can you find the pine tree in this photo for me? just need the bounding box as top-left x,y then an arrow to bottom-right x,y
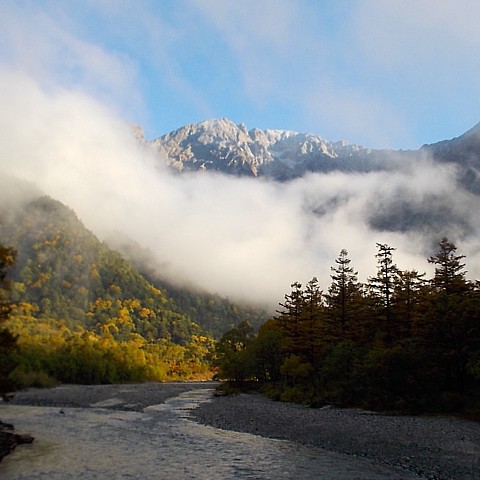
394,269 -> 426,340
423,239 -> 473,395
428,237 -> 468,295
368,243 -> 400,344
300,277 -> 324,363
276,281 -> 305,351
325,249 -> 362,340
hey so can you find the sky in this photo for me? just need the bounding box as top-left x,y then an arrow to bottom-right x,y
2,0 -> 480,149
2,1 -> 480,310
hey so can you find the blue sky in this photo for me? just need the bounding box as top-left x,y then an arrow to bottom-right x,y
2,0 -> 480,149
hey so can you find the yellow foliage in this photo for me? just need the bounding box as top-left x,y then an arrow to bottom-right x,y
109,284 -> 121,295
31,272 -> 51,289
90,264 -> 100,279
139,307 -> 154,318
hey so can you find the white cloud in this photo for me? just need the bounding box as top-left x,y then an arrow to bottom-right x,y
2,2 -> 480,312
0,2 -> 143,121
3,68 -> 479,312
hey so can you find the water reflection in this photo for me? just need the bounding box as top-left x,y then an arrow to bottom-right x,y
0,388 -> 419,479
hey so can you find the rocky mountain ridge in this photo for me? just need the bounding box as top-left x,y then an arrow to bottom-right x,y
147,118 -> 480,187
149,118 -> 380,180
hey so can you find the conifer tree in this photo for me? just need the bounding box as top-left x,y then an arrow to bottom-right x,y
325,249 -> 362,340
276,282 -> 305,353
428,237 -> 468,295
299,277 -> 323,363
394,269 -> 426,340
368,243 -> 400,344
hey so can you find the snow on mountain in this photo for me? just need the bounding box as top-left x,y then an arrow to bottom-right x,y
146,118 -> 480,197
149,118 -> 378,180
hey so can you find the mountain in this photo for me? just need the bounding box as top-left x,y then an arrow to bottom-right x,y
0,190 -> 266,340
421,121 -> 480,194
149,118 -> 407,180
148,118 -> 480,191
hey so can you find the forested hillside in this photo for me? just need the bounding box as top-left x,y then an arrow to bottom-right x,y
0,192 -> 264,389
216,240 -> 480,415
151,281 -> 267,339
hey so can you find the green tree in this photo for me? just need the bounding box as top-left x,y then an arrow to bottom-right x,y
368,243 -> 400,344
275,282 -> 305,355
252,319 -> 285,387
428,237 -> 468,295
393,269 -> 426,341
422,238 -> 474,398
324,249 -> 363,341
215,321 -> 256,385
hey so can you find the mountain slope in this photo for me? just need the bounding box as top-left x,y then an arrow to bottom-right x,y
0,191 -> 266,342
149,118 -> 480,191
422,122 -> 480,194
149,118 -> 406,180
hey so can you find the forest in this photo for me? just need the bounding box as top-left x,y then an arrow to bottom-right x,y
1,192 -> 480,416
215,239 -> 480,414
0,195 -> 265,392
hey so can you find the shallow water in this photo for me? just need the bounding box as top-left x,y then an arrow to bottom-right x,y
0,388 -> 419,479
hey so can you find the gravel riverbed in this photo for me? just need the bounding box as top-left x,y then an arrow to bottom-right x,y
191,392 -> 480,480
3,383 -> 480,479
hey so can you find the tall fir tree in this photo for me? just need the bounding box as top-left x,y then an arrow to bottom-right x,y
428,237 -> 468,295
368,243 -> 400,344
325,249 -> 363,340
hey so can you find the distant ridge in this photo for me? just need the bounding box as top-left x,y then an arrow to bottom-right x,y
147,118 -> 480,185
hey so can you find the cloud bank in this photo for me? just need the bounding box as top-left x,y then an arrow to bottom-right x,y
2,69 -> 480,311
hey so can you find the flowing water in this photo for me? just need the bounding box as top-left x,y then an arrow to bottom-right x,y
0,387 -> 419,479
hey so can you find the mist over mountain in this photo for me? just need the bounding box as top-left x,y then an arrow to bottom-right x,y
147,117 -> 480,249
150,118 -> 480,192
0,186 -> 267,338
2,74 -> 480,309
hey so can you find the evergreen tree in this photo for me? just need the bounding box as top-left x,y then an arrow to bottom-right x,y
428,237 -> 468,295
299,277 -> 324,364
394,269 -> 426,341
325,249 -> 363,340
424,238 -> 472,396
368,243 -> 400,344
275,282 -> 305,355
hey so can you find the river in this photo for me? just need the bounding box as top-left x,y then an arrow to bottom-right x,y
0,386 -> 419,479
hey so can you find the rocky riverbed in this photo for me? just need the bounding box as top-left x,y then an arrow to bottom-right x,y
2,383 -> 480,479
191,392 -> 480,479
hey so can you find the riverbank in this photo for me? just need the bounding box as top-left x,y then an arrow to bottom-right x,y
3,383 -> 480,479
192,392 -> 480,480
